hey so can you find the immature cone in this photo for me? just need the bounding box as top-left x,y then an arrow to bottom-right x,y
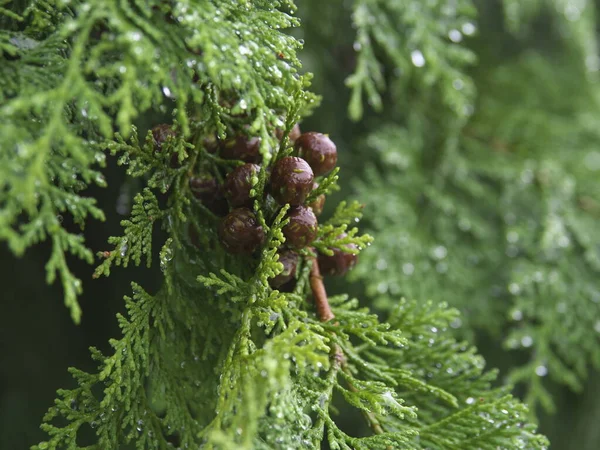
269,250 -> 299,288
151,124 -> 183,167
318,234 -> 358,276
202,134 -> 219,154
189,177 -> 229,216
220,136 -> 261,163
223,163 -> 260,208
219,208 -> 265,254
275,123 -> 302,142
283,206 -> 318,249
295,132 -> 337,176
151,124 -> 176,151
270,156 -> 314,205
307,182 -> 326,216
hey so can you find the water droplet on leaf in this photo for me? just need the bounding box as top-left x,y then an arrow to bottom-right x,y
411,50 -> 426,67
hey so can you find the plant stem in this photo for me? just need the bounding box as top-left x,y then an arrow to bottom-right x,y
309,257 -> 335,322
309,259 -> 387,438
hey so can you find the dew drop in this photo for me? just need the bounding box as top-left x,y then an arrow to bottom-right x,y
521,336 -> 533,348
462,22 -> 476,36
162,86 -> 173,98
564,4 -> 581,21
411,50 -> 426,67
448,29 -> 463,42
95,173 -> 106,186
506,245 -> 519,258
450,317 -> 462,329
535,365 -> 548,377
458,217 -> 471,231
95,152 -> 106,164
452,78 -> 464,90
402,262 -> 415,275
119,240 -> 128,257
520,168 -> 534,184
506,231 -> 519,243
431,245 -> 447,260
558,235 -> 570,248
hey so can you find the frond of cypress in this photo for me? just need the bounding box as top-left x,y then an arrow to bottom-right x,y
1,1 -> 549,449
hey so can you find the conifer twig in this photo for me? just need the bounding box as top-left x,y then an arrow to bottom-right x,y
309,257 -> 335,322
309,257 -> 387,438
335,347 -> 387,436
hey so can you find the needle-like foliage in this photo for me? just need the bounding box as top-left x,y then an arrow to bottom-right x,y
334,0 -> 600,413
1,0 -> 549,448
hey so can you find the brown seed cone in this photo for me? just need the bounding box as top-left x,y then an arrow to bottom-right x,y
270,156 -> 314,206
220,136 -> 262,163
189,177 -> 229,216
269,250 -> 299,288
218,208 -> 265,254
275,123 -> 302,142
151,124 -> 183,168
202,134 -> 219,154
283,206 -> 318,249
295,132 -> 337,176
307,182 -> 326,216
318,234 -> 358,276
223,163 -> 260,208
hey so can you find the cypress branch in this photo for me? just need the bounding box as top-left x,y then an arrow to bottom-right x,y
1,1 -> 551,449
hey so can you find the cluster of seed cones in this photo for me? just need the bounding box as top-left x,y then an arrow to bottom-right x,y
152,123 -> 358,289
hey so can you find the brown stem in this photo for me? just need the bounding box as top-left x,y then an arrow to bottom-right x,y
331,344 -> 387,437
309,260 -> 387,439
310,257 -> 335,322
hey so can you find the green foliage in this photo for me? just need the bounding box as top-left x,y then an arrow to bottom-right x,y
502,0 -> 598,65
344,0 -> 600,413
0,0 -> 311,321
347,0 -> 477,121
1,0 -> 550,448
34,259 -> 549,449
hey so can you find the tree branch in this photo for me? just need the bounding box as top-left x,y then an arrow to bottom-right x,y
310,258 -> 387,438
309,257 -> 335,322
